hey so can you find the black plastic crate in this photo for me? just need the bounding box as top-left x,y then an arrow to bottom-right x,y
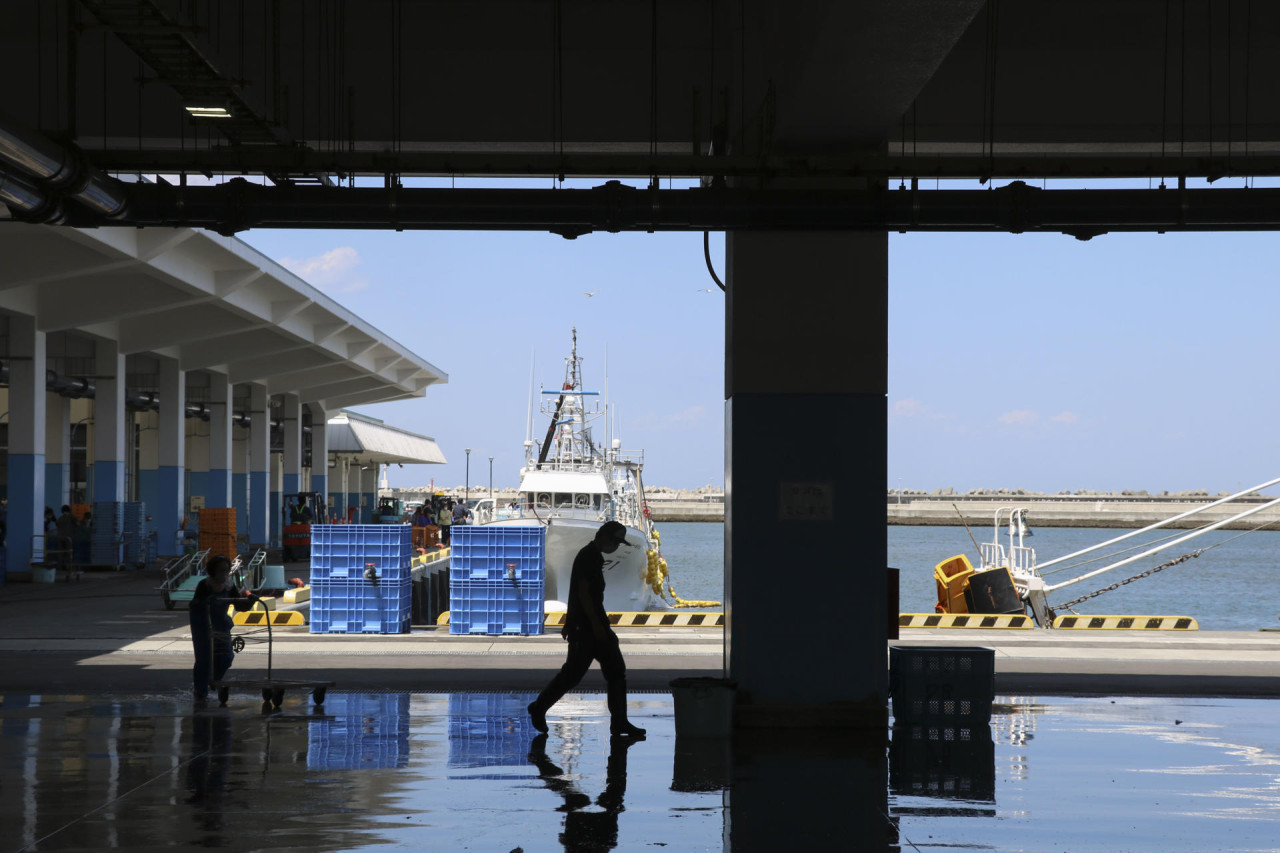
889,646 -> 994,725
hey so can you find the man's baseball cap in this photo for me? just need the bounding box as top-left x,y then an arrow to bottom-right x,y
599,520 -> 630,546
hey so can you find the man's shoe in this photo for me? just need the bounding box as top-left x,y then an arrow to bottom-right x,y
610,721 -> 646,738
528,702 -> 549,734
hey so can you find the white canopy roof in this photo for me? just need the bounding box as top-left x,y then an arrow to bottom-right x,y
518,469 -> 610,495
328,410 -> 446,465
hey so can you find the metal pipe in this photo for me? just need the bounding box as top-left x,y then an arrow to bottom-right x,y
1034,475 -> 1280,574
1045,495 -> 1280,593
0,167 -> 64,223
62,178 -> 1280,237
0,109 -> 128,218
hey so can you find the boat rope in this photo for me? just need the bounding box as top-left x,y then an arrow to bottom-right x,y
644,527 -> 722,609
1039,526 -> 1198,578
1054,549 -> 1205,610
1053,514 -> 1280,610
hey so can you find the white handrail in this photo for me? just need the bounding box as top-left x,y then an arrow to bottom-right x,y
1045,494 -> 1280,592
1034,475 -> 1280,573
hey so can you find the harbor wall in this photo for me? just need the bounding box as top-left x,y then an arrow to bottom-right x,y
888,497 -> 1280,530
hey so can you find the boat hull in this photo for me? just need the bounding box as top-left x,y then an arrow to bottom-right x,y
473,516 -> 663,612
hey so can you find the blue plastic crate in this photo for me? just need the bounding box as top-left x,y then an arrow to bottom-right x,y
447,694 -> 538,770
309,576 -> 412,634
310,524 -> 413,581
448,578 -> 545,635
449,526 -> 546,582
308,693 -> 410,770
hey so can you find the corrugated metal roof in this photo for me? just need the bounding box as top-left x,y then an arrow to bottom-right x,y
327,412 -> 446,465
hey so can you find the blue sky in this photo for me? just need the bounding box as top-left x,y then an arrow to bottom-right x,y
241,219 -> 1279,495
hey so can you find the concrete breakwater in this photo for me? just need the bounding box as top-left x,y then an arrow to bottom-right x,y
646,500 -> 723,522
889,497 -> 1280,530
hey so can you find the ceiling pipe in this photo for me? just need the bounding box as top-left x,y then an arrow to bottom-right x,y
60,177 -> 1280,239
0,166 -> 64,223
0,109 -> 128,219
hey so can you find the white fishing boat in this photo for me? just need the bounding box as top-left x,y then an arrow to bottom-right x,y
470,329 -> 671,614
933,477 -> 1280,628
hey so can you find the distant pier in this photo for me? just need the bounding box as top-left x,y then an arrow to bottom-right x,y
889,495 -> 1280,530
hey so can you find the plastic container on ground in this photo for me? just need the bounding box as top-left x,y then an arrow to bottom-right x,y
309,577 -> 411,634
310,523 -> 412,581
669,677 -> 738,738
448,578 -> 544,635
888,646 -> 995,725
449,526 -> 546,582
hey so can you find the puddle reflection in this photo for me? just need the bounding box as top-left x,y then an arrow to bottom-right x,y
2,692 -> 1279,851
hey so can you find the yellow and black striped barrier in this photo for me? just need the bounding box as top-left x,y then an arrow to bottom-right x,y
898,613 -> 1033,629
1053,615 -> 1198,630
232,609 -> 306,626
434,611 -> 726,628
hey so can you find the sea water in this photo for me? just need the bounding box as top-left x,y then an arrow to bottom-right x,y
657,522 -> 1280,629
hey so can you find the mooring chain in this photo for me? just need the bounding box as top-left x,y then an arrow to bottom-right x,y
1054,549 -> 1204,610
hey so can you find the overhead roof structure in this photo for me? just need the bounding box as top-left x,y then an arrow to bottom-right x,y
0,223 -> 446,411
326,410 -> 447,466
2,2 -> 1280,237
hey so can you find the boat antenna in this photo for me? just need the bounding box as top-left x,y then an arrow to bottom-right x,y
952,503 -> 983,559
525,348 -> 536,443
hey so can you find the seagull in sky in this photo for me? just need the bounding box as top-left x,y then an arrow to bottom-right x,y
696,288 -> 715,293
583,290 -> 598,297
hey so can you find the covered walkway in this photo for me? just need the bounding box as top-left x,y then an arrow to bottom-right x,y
0,223 -> 446,572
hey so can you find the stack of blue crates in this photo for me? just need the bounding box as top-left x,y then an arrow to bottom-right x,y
122,502 -> 146,565
307,693 -> 410,770
447,694 -> 538,773
448,526 -> 546,635
309,524 -> 412,634
90,502 -> 124,565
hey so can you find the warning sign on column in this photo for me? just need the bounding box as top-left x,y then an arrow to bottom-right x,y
779,482 -> 834,521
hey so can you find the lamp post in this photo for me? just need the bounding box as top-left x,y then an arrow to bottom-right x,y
465,448 -> 471,503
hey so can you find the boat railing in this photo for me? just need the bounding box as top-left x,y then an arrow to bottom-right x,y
979,542 -> 1006,569
1009,545 -> 1038,577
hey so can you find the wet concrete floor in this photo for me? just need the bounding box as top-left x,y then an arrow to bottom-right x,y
2,689 -> 1278,852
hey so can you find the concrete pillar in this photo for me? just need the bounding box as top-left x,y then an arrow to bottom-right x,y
281,394 -> 301,525
247,384 -> 270,546
92,338 -> 126,503
8,316 -> 47,572
725,230 -> 887,728
44,393 -> 70,509
185,415 -> 209,517
156,358 -> 185,555
137,410 -> 159,545
206,372 -> 232,508
308,404 -> 329,521
360,463 -> 377,523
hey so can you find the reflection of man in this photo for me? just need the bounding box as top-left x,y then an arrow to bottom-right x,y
529,733 -> 638,852
184,711 -> 233,841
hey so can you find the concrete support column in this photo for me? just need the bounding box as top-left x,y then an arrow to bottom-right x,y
44,393 -> 71,509
206,373 -> 232,508
308,404 -> 329,522
8,316 -> 47,572
92,339 -> 126,503
156,358 -> 185,555
247,384 -> 270,546
137,410 -> 159,545
360,463 -> 376,523
725,230 -> 888,728
274,394 -> 301,536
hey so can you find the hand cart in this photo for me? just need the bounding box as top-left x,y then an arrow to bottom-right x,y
213,597 -> 333,710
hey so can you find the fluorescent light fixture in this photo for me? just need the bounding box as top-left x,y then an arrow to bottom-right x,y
184,105 -> 232,118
